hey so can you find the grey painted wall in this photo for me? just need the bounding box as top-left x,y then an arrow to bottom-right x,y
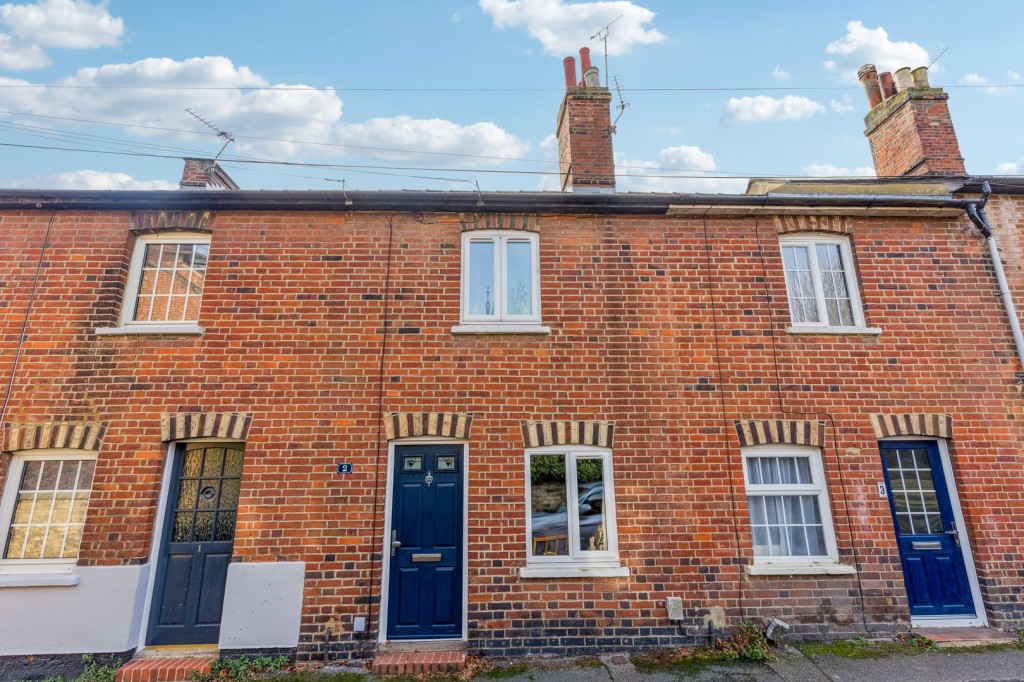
0,565 -> 148,654
219,562 -> 305,649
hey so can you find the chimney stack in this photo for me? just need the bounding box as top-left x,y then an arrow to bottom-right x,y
556,48 -> 615,193
858,64 -> 966,177
179,158 -> 240,190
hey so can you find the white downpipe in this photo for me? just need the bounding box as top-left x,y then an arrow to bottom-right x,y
986,235 -> 1024,370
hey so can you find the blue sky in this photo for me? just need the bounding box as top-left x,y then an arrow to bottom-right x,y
0,0 -> 1021,192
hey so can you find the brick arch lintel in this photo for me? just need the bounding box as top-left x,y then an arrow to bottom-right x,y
130,210 -> 214,234
871,413 -> 952,440
384,412 -> 473,441
3,420 -> 107,453
459,213 -> 541,233
734,419 -> 826,448
773,215 -> 853,235
161,412 -> 252,442
521,420 -> 614,449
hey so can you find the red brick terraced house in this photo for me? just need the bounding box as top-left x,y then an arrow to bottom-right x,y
0,54 -> 1022,679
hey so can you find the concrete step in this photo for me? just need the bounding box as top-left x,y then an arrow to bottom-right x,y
115,656 -> 217,682
913,626 -> 1018,648
370,650 -> 466,676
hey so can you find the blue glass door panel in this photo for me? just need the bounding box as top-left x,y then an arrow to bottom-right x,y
879,441 -> 974,617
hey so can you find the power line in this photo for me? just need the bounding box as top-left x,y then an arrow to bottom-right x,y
0,83 -> 1019,92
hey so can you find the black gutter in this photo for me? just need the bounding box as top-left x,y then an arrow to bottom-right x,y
0,189 -> 986,214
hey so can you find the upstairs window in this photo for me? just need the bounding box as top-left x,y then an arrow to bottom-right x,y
121,233 -> 210,327
461,232 -> 540,326
779,235 -> 866,331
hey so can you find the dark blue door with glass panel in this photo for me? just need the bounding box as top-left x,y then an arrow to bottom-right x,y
879,441 -> 974,617
148,443 -> 244,645
387,445 -> 463,640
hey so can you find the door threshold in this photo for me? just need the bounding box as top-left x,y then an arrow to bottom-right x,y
134,644 -> 219,660
379,639 -> 467,652
913,626 -> 1013,648
911,616 -> 987,629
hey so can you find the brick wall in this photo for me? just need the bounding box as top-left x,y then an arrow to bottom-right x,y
556,87 -> 615,192
1,206 -> 1022,658
863,89 -> 966,176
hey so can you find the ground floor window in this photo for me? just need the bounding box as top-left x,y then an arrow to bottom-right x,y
741,445 -> 839,565
0,451 -> 96,569
525,446 -> 619,568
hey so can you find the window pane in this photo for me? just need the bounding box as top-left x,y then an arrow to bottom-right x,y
816,244 -> 855,326
468,240 -> 495,316
530,455 -> 568,557
747,494 -> 826,558
5,458 -> 94,559
782,246 -> 818,324
505,241 -> 533,316
133,241 -> 207,322
576,458 -> 606,551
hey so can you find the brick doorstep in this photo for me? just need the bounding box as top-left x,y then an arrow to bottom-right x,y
370,650 -> 467,676
114,656 -> 216,682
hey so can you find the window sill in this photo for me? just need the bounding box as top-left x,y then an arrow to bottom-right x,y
0,572 -> 80,587
786,326 -> 881,337
451,324 -> 551,335
96,324 -> 205,336
745,563 -> 857,576
519,565 -> 629,579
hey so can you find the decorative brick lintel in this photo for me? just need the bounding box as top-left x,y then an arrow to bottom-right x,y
130,210 -> 213,234
521,420 -> 614,448
3,420 -> 107,452
161,412 -> 252,442
734,419 -> 826,448
773,215 -> 853,235
871,413 -> 953,440
459,213 -> 541,233
384,411 -> 473,441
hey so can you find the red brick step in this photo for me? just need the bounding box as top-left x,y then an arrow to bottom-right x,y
114,656 -> 216,682
370,650 -> 466,676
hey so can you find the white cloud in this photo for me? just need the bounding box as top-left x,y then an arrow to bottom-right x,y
0,0 -> 123,70
332,116 -> 529,164
0,56 -> 529,166
0,0 -> 123,48
773,65 -> 790,81
824,20 -> 935,82
479,0 -> 664,56
1009,70 -> 1021,81
451,11 -> 463,22
961,73 -> 1003,95
617,145 -> 746,193
0,31 -> 48,68
9,170 -> 176,190
830,95 -> 856,113
723,95 -> 826,124
805,163 -> 875,177
996,162 -> 1021,175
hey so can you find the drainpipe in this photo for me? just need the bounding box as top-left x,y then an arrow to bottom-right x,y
965,181 -> 1024,372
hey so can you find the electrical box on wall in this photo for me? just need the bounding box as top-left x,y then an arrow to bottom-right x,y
665,597 -> 685,621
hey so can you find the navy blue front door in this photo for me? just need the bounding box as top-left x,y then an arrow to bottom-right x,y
387,445 -> 464,639
148,443 -> 243,645
879,441 -> 974,617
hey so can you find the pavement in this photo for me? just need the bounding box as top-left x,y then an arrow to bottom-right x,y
481,647 -> 1024,681
332,644 -> 1024,681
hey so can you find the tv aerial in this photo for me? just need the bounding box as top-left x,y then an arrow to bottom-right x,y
590,14 -> 622,88
185,108 -> 235,161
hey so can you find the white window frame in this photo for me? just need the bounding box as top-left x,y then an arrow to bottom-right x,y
454,231 -> 548,334
778,234 -> 878,335
521,445 -> 627,578
741,445 -> 842,570
96,232 -> 209,335
0,449 -> 97,580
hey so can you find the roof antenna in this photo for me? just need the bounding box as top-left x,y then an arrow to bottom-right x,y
927,45 -> 949,71
612,75 -> 630,129
185,108 -> 235,161
590,14 -> 622,88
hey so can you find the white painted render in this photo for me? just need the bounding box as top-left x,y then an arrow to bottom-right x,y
0,565 -> 149,655
218,561 -> 305,649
